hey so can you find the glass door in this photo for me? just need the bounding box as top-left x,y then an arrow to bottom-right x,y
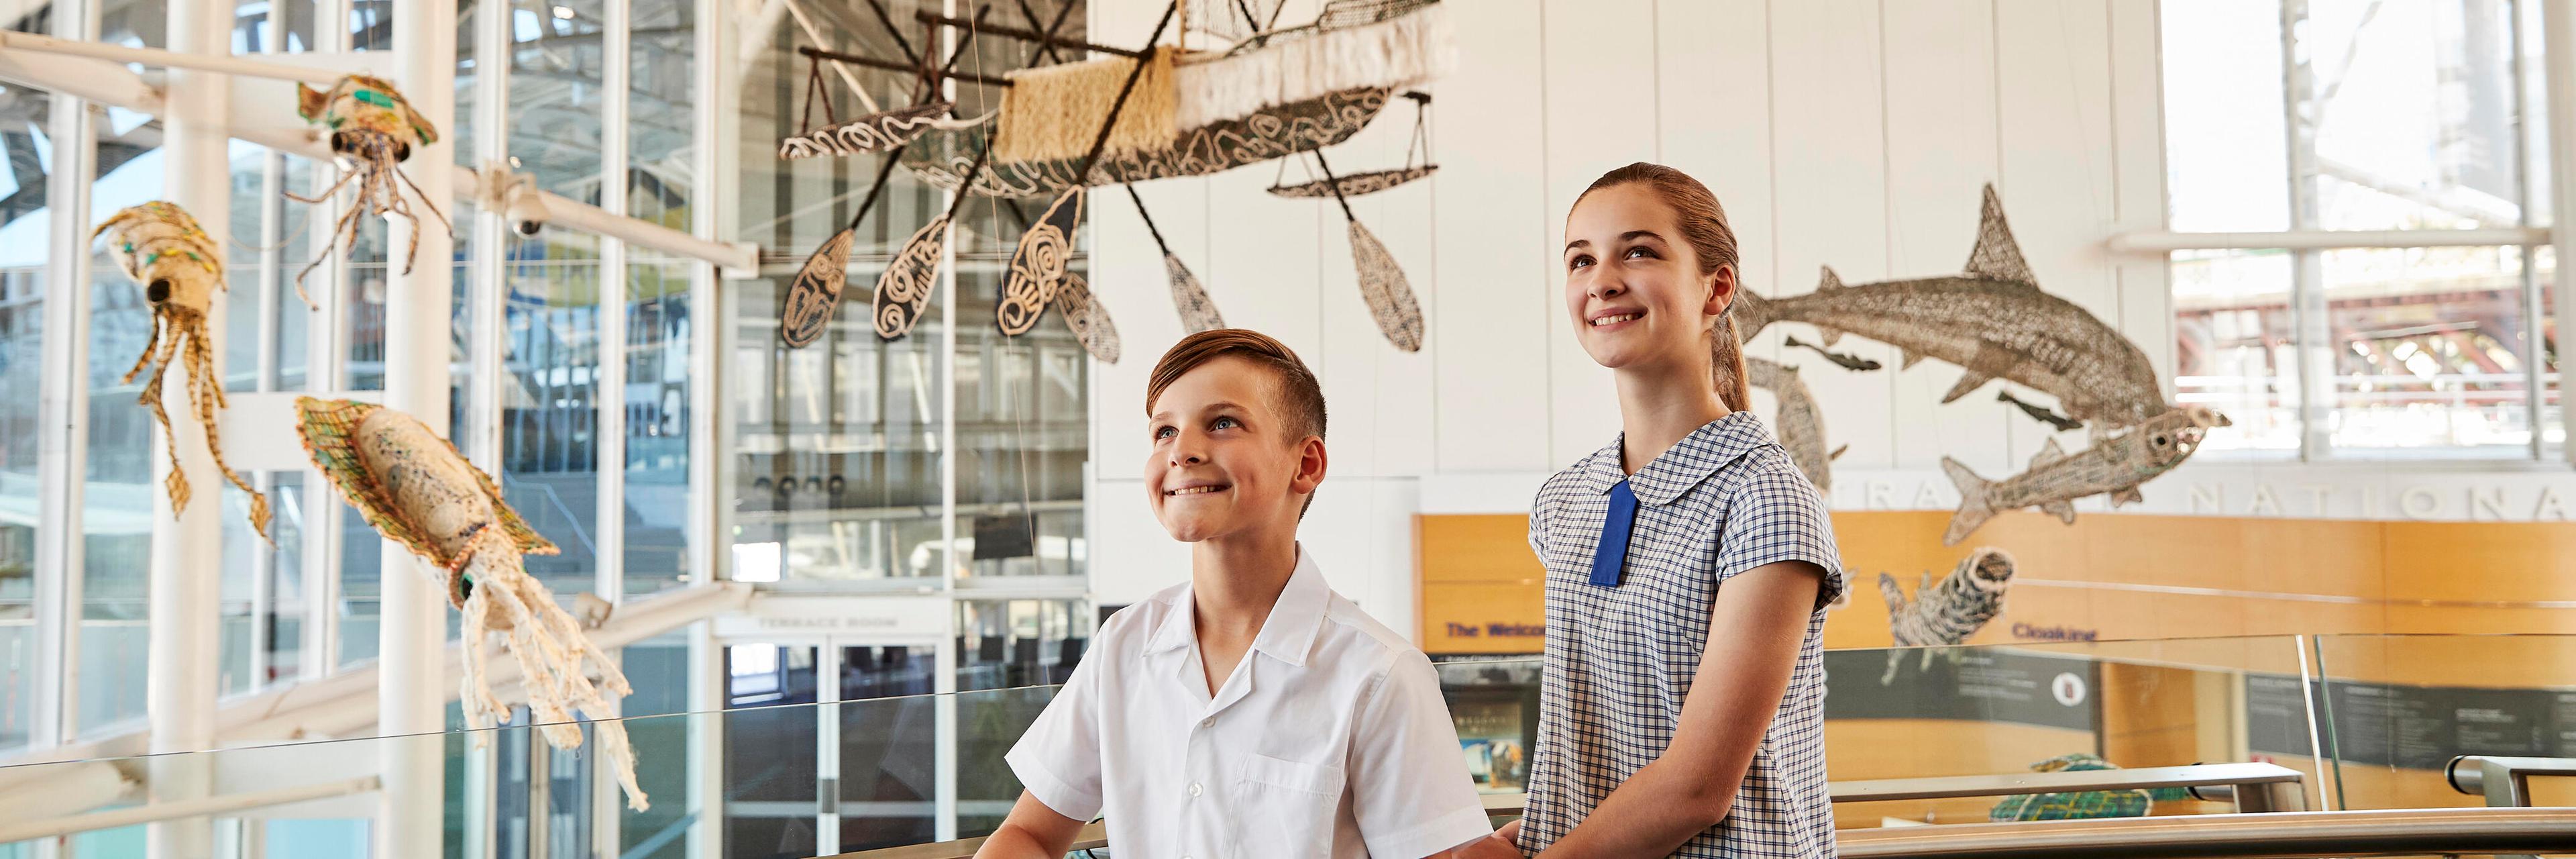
717,637 -> 947,858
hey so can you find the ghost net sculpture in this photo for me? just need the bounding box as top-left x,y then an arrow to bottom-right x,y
295,397 -> 647,810
288,74 -> 453,302
92,202 -> 272,541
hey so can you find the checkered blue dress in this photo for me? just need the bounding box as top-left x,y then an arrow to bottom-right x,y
1521,411 -> 1845,857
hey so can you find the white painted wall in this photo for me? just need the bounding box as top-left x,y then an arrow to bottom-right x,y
1080,0 -> 2176,627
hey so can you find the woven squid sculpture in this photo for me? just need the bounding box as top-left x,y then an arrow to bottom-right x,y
92,202 -> 272,541
288,74 -> 453,301
293,397 -> 647,811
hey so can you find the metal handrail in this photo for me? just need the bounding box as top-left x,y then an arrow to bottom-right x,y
1832,762 -> 2306,813
1470,762 -> 2310,819
1835,807 -> 2576,858
2451,754 -> 2576,807
824,807 -> 2576,859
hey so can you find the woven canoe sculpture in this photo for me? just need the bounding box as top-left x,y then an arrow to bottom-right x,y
1266,164 -> 1436,199
901,86 -> 1391,199
777,101 -> 954,160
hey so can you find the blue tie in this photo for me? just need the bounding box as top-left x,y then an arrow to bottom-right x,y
1590,480 -> 1638,587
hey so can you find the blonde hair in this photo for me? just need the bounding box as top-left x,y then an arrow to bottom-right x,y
1573,162 -> 1752,413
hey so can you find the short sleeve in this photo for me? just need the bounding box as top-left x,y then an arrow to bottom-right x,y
1717,465 -> 1846,611
1527,488 -> 1551,558
1002,645 -> 1108,821
1346,652 -> 1495,858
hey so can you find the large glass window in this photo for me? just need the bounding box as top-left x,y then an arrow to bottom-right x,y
723,0 -> 1092,595
0,76 -> 49,753
2163,0 -> 2557,458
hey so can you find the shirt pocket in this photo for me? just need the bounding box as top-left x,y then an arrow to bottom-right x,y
1232,753 -> 1348,859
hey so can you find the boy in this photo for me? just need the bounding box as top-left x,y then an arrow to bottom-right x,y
976,330 -> 1507,859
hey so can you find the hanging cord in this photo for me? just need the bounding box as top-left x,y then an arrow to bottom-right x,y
1123,183 -> 1176,255
1402,91 -> 1431,169
1070,1 -> 1183,185
1310,146 -> 1356,221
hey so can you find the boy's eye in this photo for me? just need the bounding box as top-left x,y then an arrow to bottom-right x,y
1153,425 -> 1175,440
1212,416 -> 1240,430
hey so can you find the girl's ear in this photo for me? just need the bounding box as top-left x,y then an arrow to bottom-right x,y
1705,264 -> 1738,317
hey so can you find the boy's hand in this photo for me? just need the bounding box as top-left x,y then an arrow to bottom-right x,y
1496,819 -> 1521,846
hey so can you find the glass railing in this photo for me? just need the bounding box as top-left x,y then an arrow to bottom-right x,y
4,634 -> 2569,858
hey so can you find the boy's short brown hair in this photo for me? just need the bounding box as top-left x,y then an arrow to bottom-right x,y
1145,328 -> 1328,445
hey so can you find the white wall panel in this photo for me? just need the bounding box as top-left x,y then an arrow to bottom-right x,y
1541,0 -> 1663,468
1315,88 -> 1438,479
1995,0 -> 2122,468
1882,0 -> 2016,478
1766,0 -> 1895,468
1429,0 -> 1553,474
2109,0 -> 2177,401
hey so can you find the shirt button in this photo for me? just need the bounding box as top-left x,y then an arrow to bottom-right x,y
1187,782 -> 1203,797
1199,717 -> 1214,728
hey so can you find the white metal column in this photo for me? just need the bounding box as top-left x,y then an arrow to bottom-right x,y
146,0 -> 235,853
688,0 -> 730,852
31,0 -> 99,761
2545,0 -> 2576,465
466,2 -> 511,855
380,1 -> 463,855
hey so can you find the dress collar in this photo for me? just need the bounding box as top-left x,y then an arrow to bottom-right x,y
1578,411 -> 1772,506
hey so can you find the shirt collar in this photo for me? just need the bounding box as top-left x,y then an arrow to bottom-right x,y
1141,545 -> 1332,668
1579,411 -> 1772,506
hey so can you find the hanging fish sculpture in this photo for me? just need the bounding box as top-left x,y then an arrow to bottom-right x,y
1998,390 -> 2083,432
1939,405 -> 2231,545
288,74 -> 453,302
294,397 -> 647,811
1880,547 -> 2015,684
1731,185 -> 2164,427
92,202 -> 273,542
1746,357 -> 1839,493
1784,334 -> 1882,372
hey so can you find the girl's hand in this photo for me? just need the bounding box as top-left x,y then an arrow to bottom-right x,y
1446,828 -> 1522,859
1496,819 -> 1521,846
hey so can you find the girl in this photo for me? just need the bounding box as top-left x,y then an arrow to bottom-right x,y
1506,163 -> 1845,856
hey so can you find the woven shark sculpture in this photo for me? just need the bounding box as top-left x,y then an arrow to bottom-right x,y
1940,405 -> 2232,545
1732,185 -> 2166,430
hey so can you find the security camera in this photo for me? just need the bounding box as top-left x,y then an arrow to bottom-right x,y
503,185 -> 550,237
477,161 -> 551,238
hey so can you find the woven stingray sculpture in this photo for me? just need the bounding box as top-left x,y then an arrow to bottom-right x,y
92,202 -> 272,542
289,74 -> 453,301
294,397 -> 647,811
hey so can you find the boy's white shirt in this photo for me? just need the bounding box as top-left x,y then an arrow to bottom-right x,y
1005,545 -> 1495,859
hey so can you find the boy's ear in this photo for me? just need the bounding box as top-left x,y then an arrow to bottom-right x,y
1290,434 -> 1328,498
